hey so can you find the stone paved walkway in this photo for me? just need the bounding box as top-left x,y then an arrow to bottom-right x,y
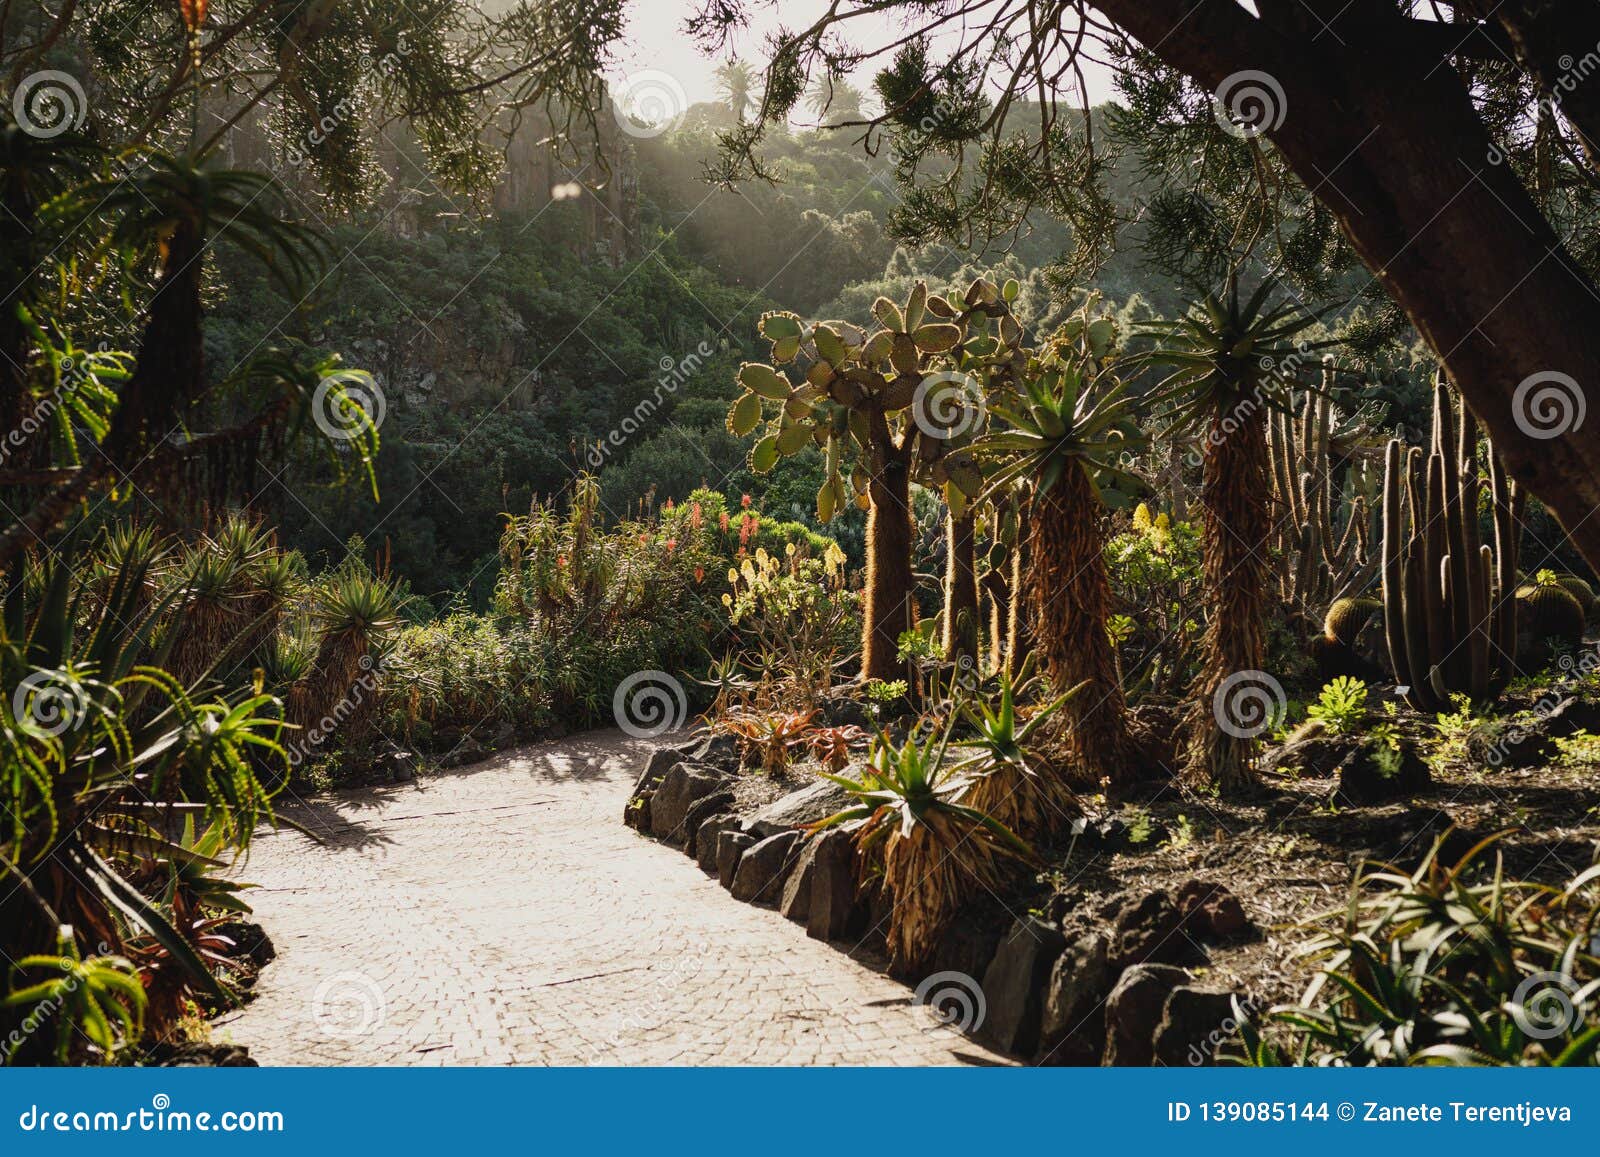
218,730 -> 1006,1065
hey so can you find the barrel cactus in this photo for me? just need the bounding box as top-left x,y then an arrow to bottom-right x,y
1515,571 -> 1586,671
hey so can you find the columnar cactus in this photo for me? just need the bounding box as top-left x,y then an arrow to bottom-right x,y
1267,358 -> 1382,622
726,278 -> 1024,681
1381,372 -> 1523,711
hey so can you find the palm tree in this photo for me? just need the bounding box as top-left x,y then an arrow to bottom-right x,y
974,338 -> 1147,790
804,77 -> 864,125
1141,275 -> 1321,793
714,61 -> 760,122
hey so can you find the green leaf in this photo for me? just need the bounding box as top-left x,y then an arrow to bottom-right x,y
750,434 -> 780,473
912,323 -> 962,353
727,392 -> 763,436
738,362 -> 791,400
872,296 -> 905,332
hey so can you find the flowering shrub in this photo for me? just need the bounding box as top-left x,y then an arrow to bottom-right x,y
722,542 -> 858,704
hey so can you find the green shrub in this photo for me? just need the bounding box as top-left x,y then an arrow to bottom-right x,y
1236,834 -> 1600,1066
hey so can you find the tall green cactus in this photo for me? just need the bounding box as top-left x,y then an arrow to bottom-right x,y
1381,372 -> 1523,711
1266,357 -> 1381,621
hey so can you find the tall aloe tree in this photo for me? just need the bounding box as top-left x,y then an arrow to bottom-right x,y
974,318 -> 1147,788
1142,276 -> 1321,792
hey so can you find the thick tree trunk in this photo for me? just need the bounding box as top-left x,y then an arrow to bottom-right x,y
1184,407 -> 1272,793
942,508 -> 979,663
1098,0 -> 1600,576
1030,469 -> 1137,786
862,453 -> 914,682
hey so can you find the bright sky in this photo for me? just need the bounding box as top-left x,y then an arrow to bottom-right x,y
604,0 -> 1121,122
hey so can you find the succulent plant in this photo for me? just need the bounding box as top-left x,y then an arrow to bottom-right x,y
1515,571 -> 1586,668
726,278 -> 1026,679
1381,372 -> 1523,710
1267,358 -> 1383,625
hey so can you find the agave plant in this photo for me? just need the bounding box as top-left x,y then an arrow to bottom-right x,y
298,563 -> 403,746
951,668 -> 1085,837
812,724 -> 1033,974
974,317 -> 1147,789
1,542 -> 288,1063
1140,274 -> 1324,792
2,931 -> 146,1065
1236,833 -> 1600,1067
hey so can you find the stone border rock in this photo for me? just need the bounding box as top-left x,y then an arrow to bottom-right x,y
625,732 -> 1261,1066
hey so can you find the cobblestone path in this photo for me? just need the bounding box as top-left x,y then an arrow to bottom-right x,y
218,730 -> 1006,1065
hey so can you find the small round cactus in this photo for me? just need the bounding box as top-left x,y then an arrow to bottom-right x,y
1323,596 -> 1382,649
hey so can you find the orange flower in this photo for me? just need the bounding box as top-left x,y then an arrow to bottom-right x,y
740,493 -> 752,509
719,511 -> 730,533
690,502 -> 703,529
665,538 -> 678,553
694,566 -> 705,583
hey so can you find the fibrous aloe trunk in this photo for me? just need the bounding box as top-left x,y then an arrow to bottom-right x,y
1184,405 -> 1271,793
942,509 -> 979,663
1030,467 -> 1136,786
862,447 -> 914,682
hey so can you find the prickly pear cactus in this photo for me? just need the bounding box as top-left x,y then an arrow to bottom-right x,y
724,277 -> 1025,522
